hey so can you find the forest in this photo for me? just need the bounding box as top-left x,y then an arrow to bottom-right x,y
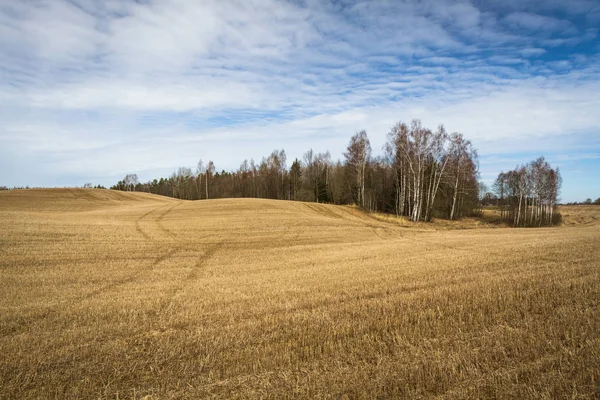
112,119 -> 561,225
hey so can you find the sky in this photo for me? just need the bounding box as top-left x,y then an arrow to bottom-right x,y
1,0 -> 599,202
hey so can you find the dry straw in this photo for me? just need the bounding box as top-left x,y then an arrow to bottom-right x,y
1,189 -> 599,399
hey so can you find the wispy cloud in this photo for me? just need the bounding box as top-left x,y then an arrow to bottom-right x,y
504,12 -> 575,33
0,0 -> 599,200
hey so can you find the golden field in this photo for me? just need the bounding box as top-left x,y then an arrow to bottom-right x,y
0,189 -> 599,399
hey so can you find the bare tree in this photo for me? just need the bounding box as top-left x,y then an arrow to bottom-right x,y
301,149 -> 331,203
239,159 -> 251,197
123,174 -> 139,192
344,130 -> 372,208
423,125 -> 449,221
447,133 -> 477,220
385,120 -> 478,222
494,158 -> 561,227
196,159 -> 204,200
205,160 -> 215,199
290,159 -> 302,201
263,149 -> 288,199
303,149 -> 317,202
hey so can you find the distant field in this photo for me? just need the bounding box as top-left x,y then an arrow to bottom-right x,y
559,205 -> 600,226
1,189 -> 599,399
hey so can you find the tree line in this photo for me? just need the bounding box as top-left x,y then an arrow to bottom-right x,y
111,119 -> 560,224
563,198 -> 600,206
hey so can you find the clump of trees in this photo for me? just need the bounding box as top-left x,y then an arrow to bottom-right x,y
493,157 -> 561,227
384,120 -> 479,221
82,183 -> 106,189
112,174 -> 139,192
111,119 -> 559,225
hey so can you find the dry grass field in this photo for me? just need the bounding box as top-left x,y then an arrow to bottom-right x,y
1,189 -> 599,399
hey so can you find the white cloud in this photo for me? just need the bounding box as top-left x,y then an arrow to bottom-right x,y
504,12 -> 575,33
520,47 -> 546,57
0,0 -> 599,199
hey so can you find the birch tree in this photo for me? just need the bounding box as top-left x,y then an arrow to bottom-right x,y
344,130 -> 371,208
494,158 -> 561,226
447,133 -> 477,220
123,174 -> 139,192
205,160 -> 215,199
290,159 -> 302,201
196,159 -> 204,200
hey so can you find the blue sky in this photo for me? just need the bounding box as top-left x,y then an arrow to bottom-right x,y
1,0 -> 599,202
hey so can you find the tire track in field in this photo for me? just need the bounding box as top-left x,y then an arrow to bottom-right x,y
143,201 -> 222,305
76,200 -> 186,300
303,203 -> 344,220
187,241 -> 223,281
135,203 -> 170,241
287,202 -> 312,242
159,241 -> 224,312
107,201 -> 186,298
399,231 -> 511,260
370,226 -> 387,240
1,202 -> 184,338
136,200 -> 223,313
0,246 -> 185,338
79,248 -> 181,302
302,202 -> 404,242
155,202 -> 182,239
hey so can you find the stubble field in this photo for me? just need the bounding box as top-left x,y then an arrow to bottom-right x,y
1,189 -> 599,399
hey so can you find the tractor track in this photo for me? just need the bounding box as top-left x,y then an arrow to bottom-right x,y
158,241 -> 224,314
1,202 -> 186,338
135,203 -> 171,241
155,202 -> 182,239
0,245 -> 184,338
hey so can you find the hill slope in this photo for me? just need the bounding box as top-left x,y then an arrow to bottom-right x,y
559,205 -> 600,226
1,189 -> 599,399
0,188 -> 174,211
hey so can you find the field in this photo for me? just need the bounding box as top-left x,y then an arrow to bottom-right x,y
1,189 -> 599,399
